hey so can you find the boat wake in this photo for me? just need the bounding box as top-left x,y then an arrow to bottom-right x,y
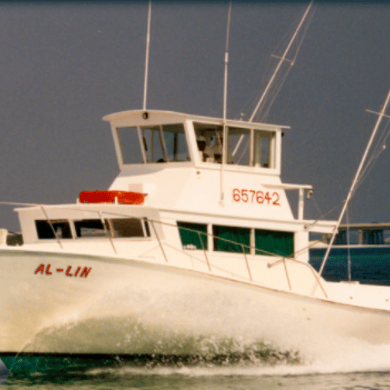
7,313 -> 390,377
5,325 -> 390,384
5,277 -> 390,377
83,338 -> 390,378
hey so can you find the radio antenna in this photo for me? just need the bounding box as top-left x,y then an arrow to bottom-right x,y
220,2 -> 232,205
143,1 -> 152,110
223,2 -> 232,121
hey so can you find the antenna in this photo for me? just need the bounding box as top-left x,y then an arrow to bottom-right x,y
223,2 -> 232,121
220,2 -> 232,205
143,1 -> 152,111
249,1 -> 313,122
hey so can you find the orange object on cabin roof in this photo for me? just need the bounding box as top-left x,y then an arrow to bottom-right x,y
79,190 -> 146,205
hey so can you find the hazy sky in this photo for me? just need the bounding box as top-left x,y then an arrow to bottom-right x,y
0,2 -> 389,231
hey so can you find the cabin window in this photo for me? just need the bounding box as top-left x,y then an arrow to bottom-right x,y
161,124 -> 189,162
74,218 -> 150,239
74,219 -> 107,238
255,229 -> 293,257
253,131 -> 275,168
106,218 -> 146,238
142,126 -> 166,163
117,124 -> 189,164
116,127 -> 144,164
194,123 -> 224,163
213,225 -> 250,253
36,220 -> 72,239
194,122 -> 276,168
36,218 -> 151,240
141,123 -> 190,163
226,127 -> 250,166
177,222 -> 208,250
176,221 -> 293,257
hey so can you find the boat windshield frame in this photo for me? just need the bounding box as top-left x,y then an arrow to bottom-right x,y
193,121 -> 278,170
116,122 -> 191,165
106,110 -> 287,174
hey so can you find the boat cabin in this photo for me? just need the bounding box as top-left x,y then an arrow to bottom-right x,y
12,110 -> 335,270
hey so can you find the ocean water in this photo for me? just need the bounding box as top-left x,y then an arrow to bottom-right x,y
3,351 -> 390,389
3,248 -> 390,388
4,321 -> 390,389
309,246 -> 390,286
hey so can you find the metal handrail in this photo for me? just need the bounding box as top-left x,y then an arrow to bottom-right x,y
241,243 -> 252,281
2,200 -> 288,259
161,241 -> 253,283
40,205 -> 63,249
150,220 -> 168,263
98,211 -> 117,254
197,231 -> 211,271
0,201 -> 325,297
267,257 -> 327,298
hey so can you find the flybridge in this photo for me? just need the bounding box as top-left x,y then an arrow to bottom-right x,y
104,109 -> 289,175
102,109 -> 320,226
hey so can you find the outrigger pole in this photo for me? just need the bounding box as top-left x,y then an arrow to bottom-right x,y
315,89 -> 390,287
249,1 -> 313,122
143,1 -> 152,110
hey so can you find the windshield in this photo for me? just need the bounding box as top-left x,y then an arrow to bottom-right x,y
116,123 -> 190,164
194,122 -> 275,168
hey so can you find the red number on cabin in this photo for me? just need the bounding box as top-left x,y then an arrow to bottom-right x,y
272,192 -> 280,205
232,189 -> 281,206
256,191 -> 264,204
233,188 -> 240,202
241,189 -> 248,202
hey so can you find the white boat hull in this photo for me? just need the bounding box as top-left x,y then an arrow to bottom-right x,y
2,249 -> 390,356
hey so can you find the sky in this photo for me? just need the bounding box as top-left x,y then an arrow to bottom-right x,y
0,2 -> 389,232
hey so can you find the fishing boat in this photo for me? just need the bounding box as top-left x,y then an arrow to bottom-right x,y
1,101 -> 390,359
2,3 -> 390,361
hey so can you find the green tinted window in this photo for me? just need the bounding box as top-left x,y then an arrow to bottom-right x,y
255,229 -> 293,257
178,222 -> 207,250
213,225 -> 250,253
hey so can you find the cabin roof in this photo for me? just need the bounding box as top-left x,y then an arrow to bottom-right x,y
103,109 -> 290,131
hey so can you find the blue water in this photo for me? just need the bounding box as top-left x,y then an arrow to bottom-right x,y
310,246 -> 390,285
3,355 -> 390,389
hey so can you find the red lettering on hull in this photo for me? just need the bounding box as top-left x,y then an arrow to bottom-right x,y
34,264 -> 92,278
74,267 -> 81,277
34,264 -> 45,274
45,264 -> 52,275
65,266 -> 73,277
80,267 -> 92,278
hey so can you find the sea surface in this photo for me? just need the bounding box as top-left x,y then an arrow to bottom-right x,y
3,248 -> 390,389
4,354 -> 390,389
310,246 -> 390,286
